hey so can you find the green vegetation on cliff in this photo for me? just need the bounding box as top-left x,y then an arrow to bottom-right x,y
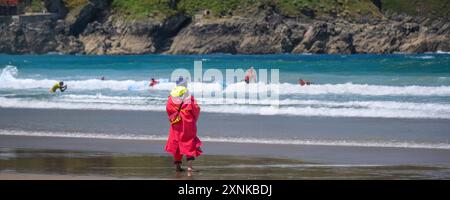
58,0 -> 450,20
109,0 -> 384,19
177,0 -> 247,16
25,0 -> 45,13
381,0 -> 450,19
111,0 -> 178,20
276,0 -> 383,18
22,0 -> 86,14
63,0 -> 88,10
173,0 -> 384,19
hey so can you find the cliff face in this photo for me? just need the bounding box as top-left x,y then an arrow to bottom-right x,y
169,9 -> 450,54
77,12 -> 191,54
0,0 -> 449,55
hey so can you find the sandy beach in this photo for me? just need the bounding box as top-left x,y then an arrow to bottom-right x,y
2,147 -> 450,180
0,172 -> 120,180
1,108 -> 450,179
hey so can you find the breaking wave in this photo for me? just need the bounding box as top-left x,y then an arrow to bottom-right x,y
1,95 -> 450,119
2,65 -> 450,96
1,130 -> 449,150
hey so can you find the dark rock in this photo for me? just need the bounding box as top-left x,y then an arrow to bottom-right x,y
300,7 -> 316,18
326,33 -> 355,54
402,23 -> 420,34
0,2 -> 448,55
437,22 -> 450,35
0,21 -> 58,54
371,0 -> 382,10
309,41 -> 326,53
44,0 -> 68,19
153,13 -> 191,51
69,0 -> 111,36
293,22 -> 330,52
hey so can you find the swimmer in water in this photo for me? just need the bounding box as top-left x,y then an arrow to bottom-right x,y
150,78 -> 159,87
244,66 -> 256,84
50,81 -> 67,93
298,79 -> 312,86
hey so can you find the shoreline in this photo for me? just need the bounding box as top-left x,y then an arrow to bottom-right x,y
1,107 -> 450,166
1,108 -> 449,143
1,108 -> 450,179
1,52 -> 450,56
0,172 -> 122,180
2,147 -> 450,180
2,135 -> 450,166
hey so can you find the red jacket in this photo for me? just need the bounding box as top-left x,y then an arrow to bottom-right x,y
150,80 -> 159,87
165,95 -> 202,157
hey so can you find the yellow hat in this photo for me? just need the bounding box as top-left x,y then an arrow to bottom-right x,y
170,86 -> 188,97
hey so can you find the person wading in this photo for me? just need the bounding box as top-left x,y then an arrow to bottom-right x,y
50,81 -> 67,93
165,76 -> 202,175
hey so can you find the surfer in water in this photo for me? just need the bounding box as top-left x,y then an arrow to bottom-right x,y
165,76 -> 202,175
100,76 -> 105,81
149,78 -> 159,87
50,81 -> 67,93
299,79 -> 312,86
244,66 -> 256,84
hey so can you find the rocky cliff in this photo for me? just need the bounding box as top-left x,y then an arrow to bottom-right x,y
0,0 -> 449,55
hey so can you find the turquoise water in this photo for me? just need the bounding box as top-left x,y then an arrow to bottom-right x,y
3,54 -> 450,84
1,53 -> 450,119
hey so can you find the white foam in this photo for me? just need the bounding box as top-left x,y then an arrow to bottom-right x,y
60,94 -> 163,105
409,55 -> 435,59
2,66 -> 450,96
0,97 -> 165,111
271,83 -> 450,96
0,65 -> 56,89
1,130 -> 449,150
1,96 -> 450,119
436,51 -> 450,54
203,104 -> 450,119
204,164 -> 387,169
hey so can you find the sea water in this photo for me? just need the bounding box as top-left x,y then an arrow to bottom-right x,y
1,54 -> 450,119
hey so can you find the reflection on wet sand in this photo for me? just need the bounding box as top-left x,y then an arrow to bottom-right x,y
1,148 -> 450,180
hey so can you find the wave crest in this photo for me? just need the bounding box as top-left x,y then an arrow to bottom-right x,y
2,66 -> 450,96
1,130 -> 449,150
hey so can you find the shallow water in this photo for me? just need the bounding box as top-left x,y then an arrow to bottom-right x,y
1,148 -> 450,179
1,108 -> 449,151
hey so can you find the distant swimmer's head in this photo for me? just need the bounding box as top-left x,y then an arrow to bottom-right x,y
59,81 -> 64,86
176,76 -> 188,87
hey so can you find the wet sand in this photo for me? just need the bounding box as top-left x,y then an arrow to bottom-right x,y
1,135 -> 450,166
1,108 -> 450,179
1,108 -> 449,143
2,148 -> 450,180
0,172 -> 120,180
